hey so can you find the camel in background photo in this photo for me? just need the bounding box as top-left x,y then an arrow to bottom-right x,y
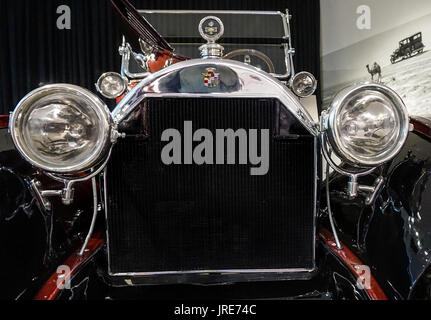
366,62 -> 382,82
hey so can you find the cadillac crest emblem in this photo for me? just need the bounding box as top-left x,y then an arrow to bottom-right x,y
202,67 -> 220,88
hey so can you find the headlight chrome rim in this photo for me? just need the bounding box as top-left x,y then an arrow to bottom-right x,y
326,82 -> 409,167
10,84 -> 112,174
96,72 -> 128,99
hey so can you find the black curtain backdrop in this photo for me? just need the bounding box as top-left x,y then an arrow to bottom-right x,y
0,0 -> 320,114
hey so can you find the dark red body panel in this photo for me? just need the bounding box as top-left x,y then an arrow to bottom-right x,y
34,233 -> 104,300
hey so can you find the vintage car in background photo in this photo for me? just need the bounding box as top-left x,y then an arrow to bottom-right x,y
390,32 -> 425,64
1,0 -> 431,301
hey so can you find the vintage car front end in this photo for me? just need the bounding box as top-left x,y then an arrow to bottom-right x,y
2,0 -> 431,301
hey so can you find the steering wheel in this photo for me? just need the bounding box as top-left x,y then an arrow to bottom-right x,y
223,49 -> 276,74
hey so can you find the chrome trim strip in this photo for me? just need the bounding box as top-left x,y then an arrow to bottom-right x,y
312,136 -> 318,265
139,10 -> 285,16
103,168 -> 114,276
112,58 -> 318,135
171,42 -> 282,47
110,268 -> 314,277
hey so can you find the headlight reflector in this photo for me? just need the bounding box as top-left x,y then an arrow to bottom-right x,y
10,84 -> 111,173
326,83 -> 409,167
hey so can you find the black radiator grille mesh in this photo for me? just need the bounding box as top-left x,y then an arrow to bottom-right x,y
106,98 -> 316,275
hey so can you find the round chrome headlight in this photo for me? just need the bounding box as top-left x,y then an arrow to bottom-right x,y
10,84 -> 112,173
290,72 -> 317,98
326,83 -> 409,167
96,72 -> 128,99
